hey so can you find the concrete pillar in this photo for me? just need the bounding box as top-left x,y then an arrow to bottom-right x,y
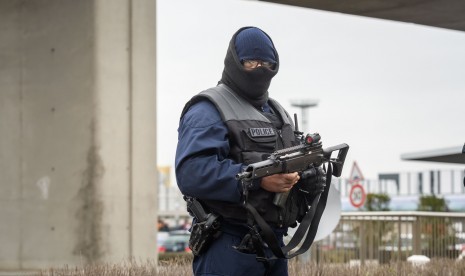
0,0 -> 157,270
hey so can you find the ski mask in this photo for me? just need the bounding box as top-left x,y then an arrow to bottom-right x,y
220,27 -> 279,108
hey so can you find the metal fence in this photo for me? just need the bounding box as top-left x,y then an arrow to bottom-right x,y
310,211 -> 465,264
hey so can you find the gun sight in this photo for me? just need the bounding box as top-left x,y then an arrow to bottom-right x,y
305,133 -> 321,145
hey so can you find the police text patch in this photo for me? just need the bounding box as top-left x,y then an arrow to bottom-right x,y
249,128 -> 275,137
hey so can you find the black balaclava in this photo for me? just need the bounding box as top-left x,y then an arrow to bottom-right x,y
220,26 -> 279,108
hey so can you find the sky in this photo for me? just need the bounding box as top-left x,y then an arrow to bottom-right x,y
156,0 -> 465,181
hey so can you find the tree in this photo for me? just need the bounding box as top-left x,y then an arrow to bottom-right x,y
363,193 -> 391,211
417,195 -> 448,212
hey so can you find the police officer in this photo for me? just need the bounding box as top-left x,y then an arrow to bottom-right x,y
176,26 -> 322,276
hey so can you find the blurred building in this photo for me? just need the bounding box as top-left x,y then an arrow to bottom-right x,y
157,166 -> 186,227
340,168 -> 465,212
341,144 -> 465,212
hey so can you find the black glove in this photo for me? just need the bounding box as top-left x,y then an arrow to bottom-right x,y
281,166 -> 327,227
294,166 -> 327,223
299,166 -> 327,196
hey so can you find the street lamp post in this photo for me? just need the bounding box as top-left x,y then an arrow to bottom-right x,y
290,99 -> 319,132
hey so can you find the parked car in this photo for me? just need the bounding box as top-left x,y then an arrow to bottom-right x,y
157,231 -> 169,247
158,230 -> 191,253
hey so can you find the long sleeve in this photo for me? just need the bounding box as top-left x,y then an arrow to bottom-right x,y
175,100 -> 244,202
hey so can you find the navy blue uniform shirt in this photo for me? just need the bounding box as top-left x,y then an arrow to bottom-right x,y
176,99 -> 270,202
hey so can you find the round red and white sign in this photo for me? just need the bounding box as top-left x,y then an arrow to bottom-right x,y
349,183 -> 366,208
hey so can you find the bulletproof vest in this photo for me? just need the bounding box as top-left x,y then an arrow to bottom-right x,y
181,84 -> 298,225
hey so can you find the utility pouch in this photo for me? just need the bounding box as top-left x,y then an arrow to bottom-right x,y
184,196 -> 222,256
274,186 -> 299,228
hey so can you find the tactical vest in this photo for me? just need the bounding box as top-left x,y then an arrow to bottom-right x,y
181,84 -> 299,226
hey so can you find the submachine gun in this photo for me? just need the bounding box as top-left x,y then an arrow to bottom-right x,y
236,132 -> 349,208
235,116 -> 349,260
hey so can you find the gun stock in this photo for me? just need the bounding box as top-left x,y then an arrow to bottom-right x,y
323,143 -> 349,177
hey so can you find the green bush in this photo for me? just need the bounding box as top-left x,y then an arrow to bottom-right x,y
363,193 -> 391,211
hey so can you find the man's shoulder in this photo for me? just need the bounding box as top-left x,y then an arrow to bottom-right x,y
182,99 -> 222,128
187,99 -> 218,115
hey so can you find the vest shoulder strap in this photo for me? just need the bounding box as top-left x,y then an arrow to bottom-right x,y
181,84 -> 293,128
268,98 -> 294,129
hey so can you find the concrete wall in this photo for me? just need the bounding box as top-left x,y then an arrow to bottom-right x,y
0,0 -> 157,270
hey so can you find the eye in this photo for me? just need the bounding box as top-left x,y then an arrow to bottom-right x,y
262,62 -> 271,66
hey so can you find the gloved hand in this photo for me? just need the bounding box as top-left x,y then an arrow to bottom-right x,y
299,166 -> 327,196
277,166 -> 327,227
293,166 -> 327,223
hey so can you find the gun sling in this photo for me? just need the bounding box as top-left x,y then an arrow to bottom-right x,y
243,163 -> 333,261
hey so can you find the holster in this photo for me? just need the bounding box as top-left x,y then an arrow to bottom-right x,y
189,213 -> 221,256
185,196 -> 222,256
